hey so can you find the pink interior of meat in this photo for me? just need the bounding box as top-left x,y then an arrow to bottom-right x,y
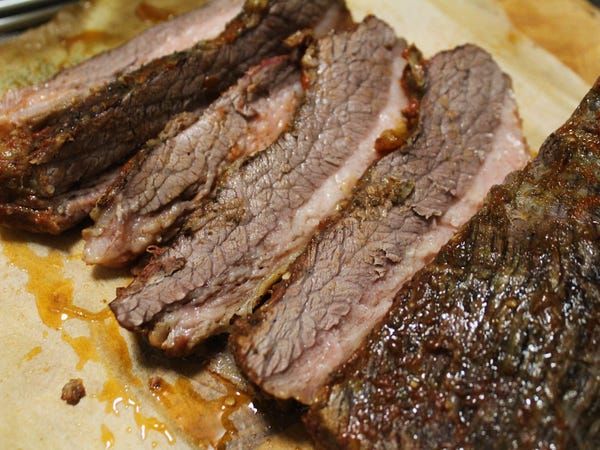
83,63 -> 303,267
259,92 -> 530,404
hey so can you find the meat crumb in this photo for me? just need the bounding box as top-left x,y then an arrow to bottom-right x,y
61,378 -> 86,405
148,376 -> 164,391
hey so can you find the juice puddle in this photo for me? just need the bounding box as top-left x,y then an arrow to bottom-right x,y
98,377 -> 175,445
2,239 -> 110,329
93,317 -> 175,445
2,237 -> 175,446
62,31 -> 115,48
61,332 -> 100,370
148,373 -> 252,448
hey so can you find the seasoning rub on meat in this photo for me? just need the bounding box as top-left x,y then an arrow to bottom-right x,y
110,18 -> 412,356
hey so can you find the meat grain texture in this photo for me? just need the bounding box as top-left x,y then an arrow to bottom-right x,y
307,79 -> 600,450
83,55 -> 303,267
110,18 -> 410,356
233,44 -> 530,404
0,0 -> 348,233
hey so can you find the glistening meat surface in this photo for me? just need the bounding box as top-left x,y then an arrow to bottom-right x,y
110,17 -> 410,355
232,44 -> 529,404
306,79 -> 600,450
83,55 -> 303,267
0,0 -> 349,232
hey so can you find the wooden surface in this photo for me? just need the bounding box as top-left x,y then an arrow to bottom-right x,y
499,0 -> 600,85
0,1 -> 597,449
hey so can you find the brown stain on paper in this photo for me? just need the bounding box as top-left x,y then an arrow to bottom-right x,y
22,345 -> 42,362
136,2 -> 174,22
2,235 -> 253,447
101,424 -> 115,449
149,374 -> 252,448
62,31 -> 116,49
98,376 -> 175,445
61,332 -> 101,370
2,239 -> 109,329
1,235 -> 175,447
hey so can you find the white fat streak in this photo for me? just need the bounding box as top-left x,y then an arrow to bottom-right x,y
239,80 -> 305,158
373,93 -> 527,309
274,93 -> 530,404
287,55 -> 409,245
442,92 -> 530,229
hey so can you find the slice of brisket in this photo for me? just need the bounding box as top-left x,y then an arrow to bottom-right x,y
0,167 -> 118,234
0,0 -> 244,125
232,45 -> 530,404
306,79 -> 600,449
110,17 -> 411,356
83,55 -> 303,267
0,0 -> 350,230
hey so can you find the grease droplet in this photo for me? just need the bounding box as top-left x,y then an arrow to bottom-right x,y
101,424 -> 115,449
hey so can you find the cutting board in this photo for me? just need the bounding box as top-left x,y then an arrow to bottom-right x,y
0,1 -> 597,449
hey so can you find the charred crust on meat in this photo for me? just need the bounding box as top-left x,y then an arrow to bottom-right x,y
374,45 -> 425,156
148,376 -> 164,391
0,0 -> 348,233
306,78 -> 600,449
351,177 -> 415,212
374,123 -> 410,155
401,44 -> 426,131
283,29 -> 315,50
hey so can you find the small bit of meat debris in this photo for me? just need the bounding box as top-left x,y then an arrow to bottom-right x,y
61,378 -> 86,405
374,123 -> 409,154
148,376 -> 164,391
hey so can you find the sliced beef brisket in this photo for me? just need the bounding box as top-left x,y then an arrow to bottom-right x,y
306,79 -> 600,449
0,167 -> 117,234
0,0 -> 350,232
232,45 -> 529,404
83,55 -> 303,267
0,0 -> 244,125
110,17 -> 410,356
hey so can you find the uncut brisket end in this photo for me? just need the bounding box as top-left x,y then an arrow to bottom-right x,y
110,17 -> 410,356
83,55 -> 303,267
0,0 -> 349,202
232,44 -> 529,404
307,79 -> 600,449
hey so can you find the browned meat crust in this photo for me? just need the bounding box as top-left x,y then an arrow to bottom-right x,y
306,79 -> 600,450
0,0 -> 349,233
232,44 -> 528,405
